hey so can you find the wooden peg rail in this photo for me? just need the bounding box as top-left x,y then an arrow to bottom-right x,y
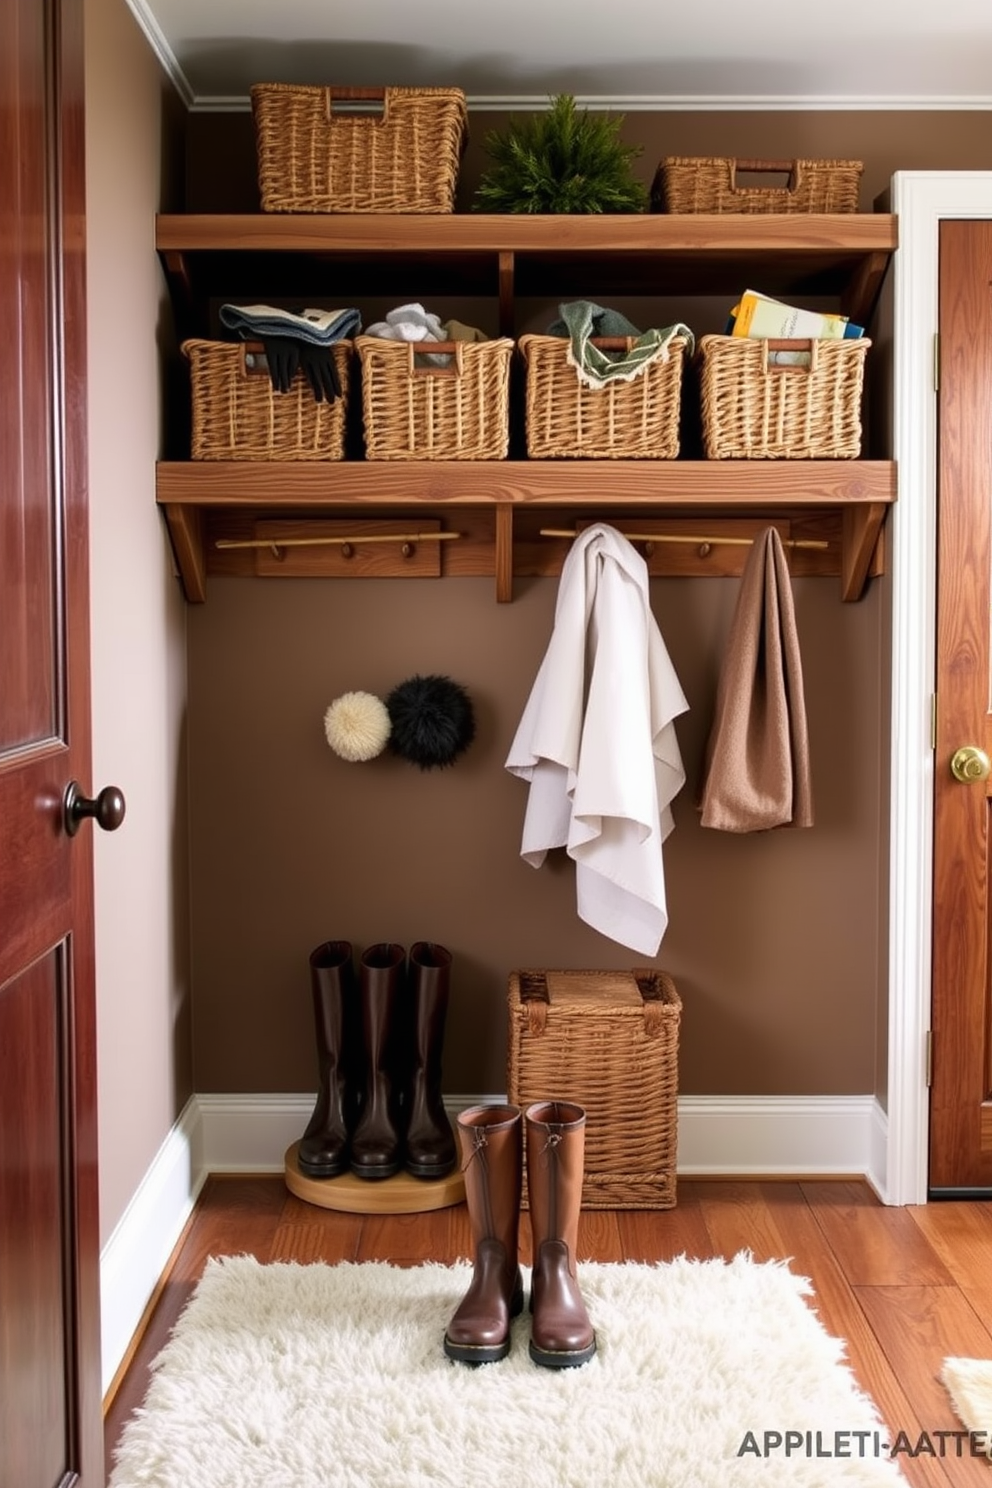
538,527 -> 831,551
156,459 -> 894,605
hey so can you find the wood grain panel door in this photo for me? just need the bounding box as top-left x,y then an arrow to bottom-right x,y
931,217 -> 992,1195
0,0 -> 105,1481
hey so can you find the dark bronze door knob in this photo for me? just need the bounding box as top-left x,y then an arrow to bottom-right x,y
63,781 -> 126,837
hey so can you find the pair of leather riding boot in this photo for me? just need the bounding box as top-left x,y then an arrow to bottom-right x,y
443,1101 -> 596,1370
297,940 -> 456,1183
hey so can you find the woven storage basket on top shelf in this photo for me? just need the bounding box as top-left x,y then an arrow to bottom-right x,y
518,334 -> 689,459
182,338 -> 351,461
507,969 -> 680,1210
357,336 -> 513,460
250,84 -> 468,213
653,157 -> 863,215
698,334 -> 870,459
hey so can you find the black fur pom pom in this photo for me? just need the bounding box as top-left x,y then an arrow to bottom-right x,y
385,674 -> 476,770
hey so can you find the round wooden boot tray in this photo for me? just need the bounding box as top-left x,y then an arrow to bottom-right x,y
284,1140 -> 465,1214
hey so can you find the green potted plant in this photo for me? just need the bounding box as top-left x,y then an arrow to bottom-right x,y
473,94 -> 647,214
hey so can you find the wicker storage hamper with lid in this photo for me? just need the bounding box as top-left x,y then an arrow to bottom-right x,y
356,335 -> 513,460
518,334 -> 689,459
652,156 -> 863,215
507,969 -> 680,1209
250,84 -> 468,214
698,334 -> 870,459
182,338 -> 351,461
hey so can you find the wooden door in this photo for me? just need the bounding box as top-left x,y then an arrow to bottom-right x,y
930,217 -> 992,1195
0,0 -> 105,1481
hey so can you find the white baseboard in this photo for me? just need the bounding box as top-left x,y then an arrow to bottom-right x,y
193,1091 -> 507,1172
196,1091 -> 889,1180
100,1090 -> 888,1395
99,1096 -> 206,1397
868,1098 -> 890,1201
195,1092 -> 321,1172
676,1095 -> 887,1191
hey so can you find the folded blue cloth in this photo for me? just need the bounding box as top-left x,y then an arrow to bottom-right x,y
219,304 -> 361,346
219,304 -> 361,401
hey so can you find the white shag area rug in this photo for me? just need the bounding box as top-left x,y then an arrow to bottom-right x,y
941,1357 -> 992,1457
110,1253 -> 907,1488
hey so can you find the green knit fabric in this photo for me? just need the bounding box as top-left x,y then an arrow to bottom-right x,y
548,301 -> 694,390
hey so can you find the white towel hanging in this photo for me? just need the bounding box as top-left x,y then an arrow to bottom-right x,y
505,523 -> 688,956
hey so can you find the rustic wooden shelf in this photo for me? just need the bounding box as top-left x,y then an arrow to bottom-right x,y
157,211 -> 897,334
157,458 -> 895,604
155,212 -> 897,604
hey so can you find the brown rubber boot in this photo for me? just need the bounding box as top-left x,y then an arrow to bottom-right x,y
404,941 -> 457,1180
298,940 -> 356,1178
350,943 -> 405,1180
444,1105 -> 525,1364
525,1100 -> 597,1368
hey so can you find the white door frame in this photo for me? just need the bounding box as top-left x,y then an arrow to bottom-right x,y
886,171 -> 992,1203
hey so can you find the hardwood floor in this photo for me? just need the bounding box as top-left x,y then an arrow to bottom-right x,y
103,1176 -> 992,1487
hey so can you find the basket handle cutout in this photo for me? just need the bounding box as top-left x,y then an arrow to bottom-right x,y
240,341 -> 271,378
729,158 -> 799,190
323,87 -> 388,122
587,335 -> 638,364
406,341 -> 464,376
760,338 -> 819,376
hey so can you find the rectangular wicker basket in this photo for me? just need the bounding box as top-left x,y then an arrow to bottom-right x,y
250,84 -> 468,214
182,338 -> 351,461
518,334 -> 689,459
507,969 -> 680,1210
653,156 -> 863,215
698,334 -> 870,459
356,336 -> 513,460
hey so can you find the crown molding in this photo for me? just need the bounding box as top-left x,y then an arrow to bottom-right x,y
119,0 -> 992,115
467,94 -> 992,112
123,0 -> 195,107
186,89 -> 992,114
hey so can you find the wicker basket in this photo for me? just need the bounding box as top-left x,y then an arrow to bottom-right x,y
507,969 -> 680,1210
356,336 -> 513,460
182,338 -> 351,461
250,84 -> 468,214
518,334 -> 688,459
653,156 -> 863,215
698,335 -> 870,459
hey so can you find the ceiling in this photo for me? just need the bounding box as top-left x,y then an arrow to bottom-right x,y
130,0 -> 992,110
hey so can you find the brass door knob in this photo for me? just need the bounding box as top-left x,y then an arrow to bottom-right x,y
950,746 -> 992,783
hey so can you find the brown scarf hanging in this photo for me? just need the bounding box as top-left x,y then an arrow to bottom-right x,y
699,526 -> 814,832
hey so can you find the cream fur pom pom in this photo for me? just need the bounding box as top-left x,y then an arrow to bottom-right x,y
323,691 -> 391,762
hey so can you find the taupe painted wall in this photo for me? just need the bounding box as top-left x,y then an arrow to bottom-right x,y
178,109 -> 992,1104
188,572 -> 885,1098
185,108 -> 992,216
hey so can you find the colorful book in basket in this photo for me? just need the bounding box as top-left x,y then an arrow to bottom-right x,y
727,290 -> 864,365
728,289 -> 864,342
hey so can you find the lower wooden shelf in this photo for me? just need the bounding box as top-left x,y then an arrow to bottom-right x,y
157,459 -> 896,604
284,1140 -> 466,1214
